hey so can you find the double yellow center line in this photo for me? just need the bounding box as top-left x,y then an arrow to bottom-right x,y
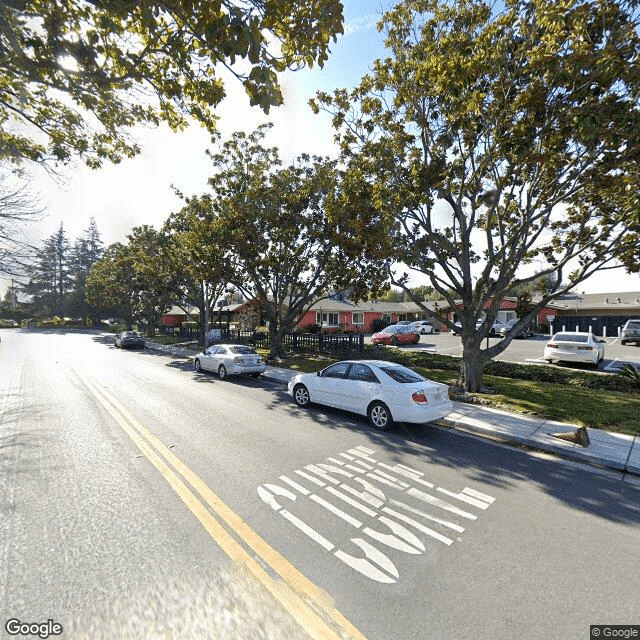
73,367 -> 366,640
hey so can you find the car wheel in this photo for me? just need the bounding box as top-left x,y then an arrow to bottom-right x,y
251,372 -> 261,378
195,359 -> 202,373
544,358 -> 553,364
621,340 -> 627,345
391,337 -> 398,346
368,401 -> 393,431
293,384 -> 310,407
414,335 -> 420,344
218,364 -> 228,380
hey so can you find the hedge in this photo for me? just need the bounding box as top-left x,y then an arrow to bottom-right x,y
360,345 -> 635,393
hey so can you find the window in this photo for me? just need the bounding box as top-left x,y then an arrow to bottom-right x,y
348,364 -> 379,383
321,362 -> 350,378
316,312 -> 339,326
217,346 -> 228,353
352,312 -> 364,325
229,346 -> 257,354
379,366 -> 426,383
206,346 -> 218,355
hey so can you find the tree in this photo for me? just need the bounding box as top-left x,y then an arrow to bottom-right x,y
125,225 -> 176,336
1,0 -> 344,167
67,218 -> 104,323
23,223 -> 71,317
202,127 -> 383,357
313,0 -> 640,391
0,165 -> 43,277
87,243 -> 138,329
164,199 -> 234,347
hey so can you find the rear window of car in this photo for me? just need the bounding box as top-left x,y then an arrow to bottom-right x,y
379,366 -> 426,383
552,334 -> 588,342
229,346 -> 257,354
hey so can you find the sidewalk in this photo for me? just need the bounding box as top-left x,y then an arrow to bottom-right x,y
145,340 -> 640,478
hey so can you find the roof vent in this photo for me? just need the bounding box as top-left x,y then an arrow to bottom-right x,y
616,297 -> 621,303
604,297 -> 609,303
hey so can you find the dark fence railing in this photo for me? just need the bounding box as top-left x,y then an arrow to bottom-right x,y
550,315 -> 633,337
156,326 -> 365,354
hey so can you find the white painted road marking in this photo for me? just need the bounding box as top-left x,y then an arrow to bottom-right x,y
258,447 -> 495,583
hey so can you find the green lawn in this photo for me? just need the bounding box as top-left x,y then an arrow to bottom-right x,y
262,350 -> 640,436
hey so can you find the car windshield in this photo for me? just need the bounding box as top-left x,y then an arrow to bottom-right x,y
379,366 -> 426,383
553,333 -> 588,342
123,332 -> 138,337
626,321 -> 640,329
229,346 -> 257,355
383,325 -> 402,333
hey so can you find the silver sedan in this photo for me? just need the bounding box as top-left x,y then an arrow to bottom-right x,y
194,344 -> 266,379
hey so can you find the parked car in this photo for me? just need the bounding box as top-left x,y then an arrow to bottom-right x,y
114,331 -> 145,349
288,360 -> 453,431
372,324 -> 420,346
620,319 -> 640,345
396,320 -> 415,326
194,344 -> 266,379
543,331 -> 605,366
499,318 -> 533,339
412,320 -> 434,334
452,319 -> 501,336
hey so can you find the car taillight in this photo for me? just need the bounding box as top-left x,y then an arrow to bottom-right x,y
577,346 -> 593,351
412,391 -> 429,405
546,343 -> 558,348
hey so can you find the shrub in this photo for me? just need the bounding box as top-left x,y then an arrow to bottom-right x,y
371,318 -> 391,333
182,321 -> 198,329
304,323 -> 321,334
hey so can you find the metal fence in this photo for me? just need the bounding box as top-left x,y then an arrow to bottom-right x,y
156,326 -> 365,354
549,314 -> 635,337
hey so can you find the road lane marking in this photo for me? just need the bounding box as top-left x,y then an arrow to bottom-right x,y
73,367 -> 366,640
259,447 -> 495,583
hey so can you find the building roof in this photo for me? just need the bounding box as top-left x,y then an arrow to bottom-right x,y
548,291 -> 640,313
164,305 -> 199,316
308,299 -> 446,313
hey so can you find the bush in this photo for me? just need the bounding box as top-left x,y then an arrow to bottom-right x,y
304,323 -> 321,334
182,321 -> 198,329
356,347 -> 635,394
371,318 -> 391,333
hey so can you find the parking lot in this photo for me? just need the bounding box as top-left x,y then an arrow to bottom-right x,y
365,330 -> 640,373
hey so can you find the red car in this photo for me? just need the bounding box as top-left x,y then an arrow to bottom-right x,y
372,324 -> 420,346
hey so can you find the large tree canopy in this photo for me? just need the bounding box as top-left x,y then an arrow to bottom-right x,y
313,0 -> 640,391
192,126 -> 384,357
0,0 -> 344,166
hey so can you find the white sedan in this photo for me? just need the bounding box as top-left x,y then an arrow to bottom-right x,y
543,331 -> 605,366
287,360 -> 452,431
412,320 -> 434,334
194,344 -> 266,379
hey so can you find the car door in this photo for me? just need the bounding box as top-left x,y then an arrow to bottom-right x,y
201,346 -> 218,371
212,346 -> 228,370
400,327 -> 413,343
341,363 -> 380,414
312,362 -> 350,408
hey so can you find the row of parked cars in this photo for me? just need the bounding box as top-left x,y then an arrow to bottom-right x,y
192,343 -> 452,431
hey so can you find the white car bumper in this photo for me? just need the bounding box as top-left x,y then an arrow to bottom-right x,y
391,399 -> 453,424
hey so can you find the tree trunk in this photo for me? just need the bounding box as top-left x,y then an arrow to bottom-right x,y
268,322 -> 285,359
458,334 -> 487,392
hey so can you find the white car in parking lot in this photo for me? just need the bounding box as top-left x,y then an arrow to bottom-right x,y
543,331 -> 605,366
194,344 -> 266,379
412,320 -> 434,334
288,360 -> 452,431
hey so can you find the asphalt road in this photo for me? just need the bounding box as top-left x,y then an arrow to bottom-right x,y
366,331 -> 640,373
1,329 -> 639,640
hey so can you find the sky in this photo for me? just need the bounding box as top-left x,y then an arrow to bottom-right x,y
2,0 -> 638,298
